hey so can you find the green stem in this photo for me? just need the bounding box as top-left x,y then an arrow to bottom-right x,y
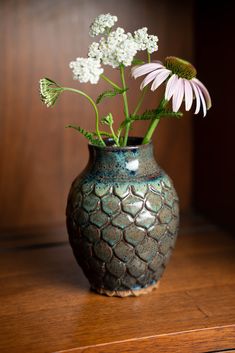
117,87 -> 146,142
147,51 -> 151,63
100,74 -> 122,90
117,124 -> 123,141
93,131 -> 113,137
131,51 -> 152,123
133,88 -> 147,116
142,98 -> 168,144
120,65 -> 130,146
62,87 -> 105,146
110,124 -> 120,146
142,118 -> 161,144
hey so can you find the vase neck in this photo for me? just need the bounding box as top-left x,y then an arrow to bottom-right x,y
87,140 -> 161,181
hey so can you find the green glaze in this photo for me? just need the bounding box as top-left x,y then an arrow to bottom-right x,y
66,138 -> 179,296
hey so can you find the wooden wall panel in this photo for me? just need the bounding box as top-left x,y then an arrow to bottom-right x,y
0,0 -> 193,230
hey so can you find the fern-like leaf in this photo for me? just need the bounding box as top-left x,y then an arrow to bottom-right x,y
160,110 -> 183,118
130,110 -> 182,121
96,88 -> 128,104
131,110 -> 158,121
65,125 -> 103,146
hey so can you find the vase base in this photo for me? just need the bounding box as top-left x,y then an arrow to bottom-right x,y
91,281 -> 160,297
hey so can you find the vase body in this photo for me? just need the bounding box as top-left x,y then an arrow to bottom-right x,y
66,138 -> 179,296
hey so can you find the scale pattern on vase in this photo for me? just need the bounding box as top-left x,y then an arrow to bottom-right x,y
66,176 -> 179,292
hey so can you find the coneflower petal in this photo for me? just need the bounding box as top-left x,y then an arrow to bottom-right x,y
151,69 -> 171,91
184,79 -> 193,111
190,80 -> 201,114
131,62 -> 164,78
140,69 -> 164,90
165,74 -> 178,101
192,78 -> 212,109
197,86 -> 207,117
172,78 -> 184,112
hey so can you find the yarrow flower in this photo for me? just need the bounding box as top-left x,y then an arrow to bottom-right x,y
69,57 -> 104,84
98,27 -> 139,68
88,25 -> 158,69
39,78 -> 63,107
134,27 -> 159,54
89,13 -> 118,37
75,15 -> 161,75
88,42 -> 103,62
132,56 -> 212,116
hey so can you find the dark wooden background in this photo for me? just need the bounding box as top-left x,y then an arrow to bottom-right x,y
0,0 -> 194,231
193,0 -> 235,232
193,0 -> 235,233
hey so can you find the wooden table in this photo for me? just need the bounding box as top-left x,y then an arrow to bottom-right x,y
0,215 -> 235,353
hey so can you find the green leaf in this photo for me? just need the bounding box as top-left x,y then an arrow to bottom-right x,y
130,110 -> 158,121
132,58 -> 145,65
101,113 -> 114,126
160,110 -> 183,118
96,88 -> 128,104
117,118 -> 131,134
130,109 -> 182,121
65,125 -> 103,146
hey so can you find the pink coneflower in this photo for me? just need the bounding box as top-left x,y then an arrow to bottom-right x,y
132,56 -> 212,116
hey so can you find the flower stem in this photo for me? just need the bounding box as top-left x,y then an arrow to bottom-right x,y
120,65 -> 130,146
133,88 -> 147,116
142,118 -> 161,144
147,51 -> 151,63
62,87 -> 105,146
100,74 -> 122,90
93,131 -> 113,137
110,124 -> 120,146
132,52 -> 151,117
142,98 -> 168,144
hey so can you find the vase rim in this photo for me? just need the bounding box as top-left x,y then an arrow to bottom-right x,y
89,137 -> 152,151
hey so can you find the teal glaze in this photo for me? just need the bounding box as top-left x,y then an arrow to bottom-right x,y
66,138 -> 179,296
85,137 -> 161,181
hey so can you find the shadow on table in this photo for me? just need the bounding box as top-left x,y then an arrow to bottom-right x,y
1,235 -> 90,292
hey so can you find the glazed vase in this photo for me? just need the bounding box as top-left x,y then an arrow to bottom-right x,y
66,137 -> 179,297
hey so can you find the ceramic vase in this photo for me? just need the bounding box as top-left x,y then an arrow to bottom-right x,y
66,137 -> 179,297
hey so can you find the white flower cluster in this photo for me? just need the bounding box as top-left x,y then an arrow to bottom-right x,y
134,27 -> 159,54
88,42 -> 103,61
89,13 -> 118,37
91,27 -> 139,68
69,57 -> 104,84
70,14 -> 160,84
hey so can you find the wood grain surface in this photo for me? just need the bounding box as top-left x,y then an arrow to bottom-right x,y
0,216 -> 234,353
0,0 -> 193,230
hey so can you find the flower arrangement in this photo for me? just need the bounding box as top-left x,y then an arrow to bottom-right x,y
39,13 -> 211,147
